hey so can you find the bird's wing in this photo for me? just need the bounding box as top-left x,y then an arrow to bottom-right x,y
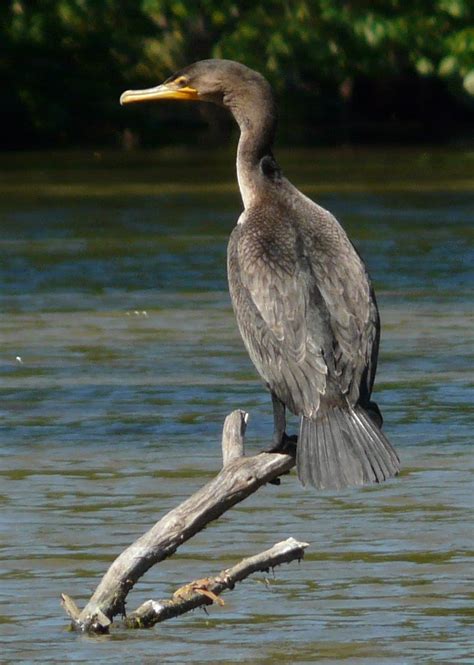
236,218 -> 328,417
301,202 -> 379,405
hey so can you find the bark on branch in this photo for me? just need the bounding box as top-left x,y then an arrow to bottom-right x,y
61,410 -> 297,633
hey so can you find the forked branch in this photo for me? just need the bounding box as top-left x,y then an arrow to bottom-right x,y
61,410 -> 298,633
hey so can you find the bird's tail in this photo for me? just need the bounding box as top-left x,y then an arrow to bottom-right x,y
297,405 -> 400,489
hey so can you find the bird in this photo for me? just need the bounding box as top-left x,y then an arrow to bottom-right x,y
120,59 -> 400,490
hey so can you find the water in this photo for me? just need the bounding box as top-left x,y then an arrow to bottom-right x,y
1,148 -> 473,664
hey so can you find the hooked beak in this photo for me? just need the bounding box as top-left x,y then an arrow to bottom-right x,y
120,83 -> 199,105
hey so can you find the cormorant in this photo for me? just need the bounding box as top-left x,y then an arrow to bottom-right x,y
121,59 -> 400,489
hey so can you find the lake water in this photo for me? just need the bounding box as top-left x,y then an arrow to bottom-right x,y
1,148 -> 473,664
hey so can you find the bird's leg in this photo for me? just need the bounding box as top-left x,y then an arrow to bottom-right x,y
271,392 -> 286,448
263,392 -> 297,454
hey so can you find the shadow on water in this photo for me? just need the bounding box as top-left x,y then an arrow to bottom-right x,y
0,147 -> 473,663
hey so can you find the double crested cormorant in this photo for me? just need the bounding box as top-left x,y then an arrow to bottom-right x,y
121,59 -> 400,489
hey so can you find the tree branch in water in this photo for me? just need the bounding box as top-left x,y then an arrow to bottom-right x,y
61,410 -> 298,633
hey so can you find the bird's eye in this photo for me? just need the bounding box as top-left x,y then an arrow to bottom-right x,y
173,76 -> 188,86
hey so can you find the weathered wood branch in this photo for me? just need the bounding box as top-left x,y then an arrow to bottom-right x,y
221,408 -> 247,465
124,537 -> 308,628
61,410 -> 297,633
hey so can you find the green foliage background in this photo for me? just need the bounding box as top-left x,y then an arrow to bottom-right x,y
2,0 -> 473,148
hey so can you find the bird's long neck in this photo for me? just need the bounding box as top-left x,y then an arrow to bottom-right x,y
227,91 -> 278,209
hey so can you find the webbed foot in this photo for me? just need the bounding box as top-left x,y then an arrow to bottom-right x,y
263,432 -> 297,455
263,433 -> 297,485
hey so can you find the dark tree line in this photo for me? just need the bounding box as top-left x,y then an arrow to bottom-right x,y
2,0 -> 473,148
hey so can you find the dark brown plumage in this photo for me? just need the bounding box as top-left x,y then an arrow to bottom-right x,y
121,59 -> 400,489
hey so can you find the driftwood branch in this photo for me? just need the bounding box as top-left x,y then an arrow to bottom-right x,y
61,410 -> 297,633
124,537 -> 308,628
221,409 -> 247,465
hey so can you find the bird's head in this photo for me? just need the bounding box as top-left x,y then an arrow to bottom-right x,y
120,59 -> 274,120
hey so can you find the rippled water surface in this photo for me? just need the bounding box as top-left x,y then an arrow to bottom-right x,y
1,148 -> 473,664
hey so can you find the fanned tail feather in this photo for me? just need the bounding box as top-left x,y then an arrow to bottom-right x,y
297,405 -> 400,489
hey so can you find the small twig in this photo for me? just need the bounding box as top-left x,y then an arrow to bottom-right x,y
62,410 -> 297,633
61,594 -> 81,622
125,537 -> 309,628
